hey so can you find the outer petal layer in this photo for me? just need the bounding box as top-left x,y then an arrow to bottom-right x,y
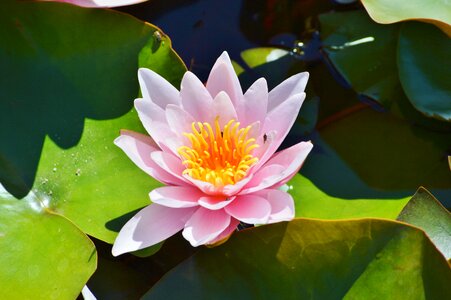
240,77 -> 268,127
114,130 -> 185,186
225,194 -> 271,224
258,93 -> 306,167
268,72 -> 309,112
112,204 -> 196,256
180,71 -> 213,122
45,0 -> 148,8
182,208 -> 231,246
241,141 -> 313,194
150,186 -> 202,208
255,189 -> 295,223
138,68 -> 181,109
206,217 -> 240,245
198,195 -> 235,210
206,51 -> 243,105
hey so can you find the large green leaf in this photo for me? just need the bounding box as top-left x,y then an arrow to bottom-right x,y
320,10 -> 401,109
0,186 -> 97,299
361,0 -> 451,36
144,219 -> 451,299
318,108 -> 451,195
0,0 -> 186,243
398,187 -> 451,260
286,109 -> 451,211
289,174 -> 409,220
398,22 -> 451,121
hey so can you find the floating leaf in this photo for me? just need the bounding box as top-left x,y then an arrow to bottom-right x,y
144,219 -> 451,299
361,0 -> 451,36
0,0 -> 186,244
289,174 -> 409,220
318,108 -> 451,197
0,186 -> 96,299
397,187 -> 451,260
398,22 -> 451,121
241,47 -> 289,68
320,10 -> 401,108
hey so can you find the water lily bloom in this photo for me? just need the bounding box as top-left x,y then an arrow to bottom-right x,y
112,52 -> 312,256
42,0 -> 148,8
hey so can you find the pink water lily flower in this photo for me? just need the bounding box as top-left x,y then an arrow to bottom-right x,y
42,0 -> 148,8
112,52 -> 312,256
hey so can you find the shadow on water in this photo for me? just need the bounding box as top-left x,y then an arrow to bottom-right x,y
0,4 -> 150,198
119,0 -> 257,81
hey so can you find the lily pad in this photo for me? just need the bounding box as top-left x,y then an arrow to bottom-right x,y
361,0 -> 451,36
320,10 -> 401,109
398,22 -> 451,121
289,174 -> 409,220
144,219 -> 451,299
397,187 -> 451,260
0,186 -> 97,299
318,108 -> 451,196
0,0 -> 186,243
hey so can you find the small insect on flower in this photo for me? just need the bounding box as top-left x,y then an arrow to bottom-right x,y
112,51 -> 312,256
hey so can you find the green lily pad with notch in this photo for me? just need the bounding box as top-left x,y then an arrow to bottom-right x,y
0,0 -> 186,244
318,108 -> 451,197
0,186 -> 97,299
361,0 -> 451,36
397,187 -> 451,260
398,22 -> 451,121
289,174 -> 410,220
320,10 -> 402,109
143,218 -> 451,299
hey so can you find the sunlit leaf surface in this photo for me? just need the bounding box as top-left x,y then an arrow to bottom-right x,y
398,187 -> 451,260
144,219 -> 451,299
0,186 -> 97,299
361,0 -> 451,36
0,0 -> 186,244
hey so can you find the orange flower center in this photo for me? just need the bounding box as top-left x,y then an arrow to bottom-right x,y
177,118 -> 259,187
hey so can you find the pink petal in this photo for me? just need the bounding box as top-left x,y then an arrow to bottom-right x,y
134,99 -> 181,154
150,186 -> 202,208
268,72 -> 309,112
243,164 -> 286,190
112,204 -> 196,256
45,0 -> 148,7
255,189 -> 295,223
151,151 -> 190,184
222,176 -> 253,196
182,208 -> 231,246
138,68 -> 181,109
180,71 -> 213,122
165,104 -> 195,137
206,217 -> 240,245
198,195 -> 236,210
114,130 -> 186,186
239,78 -> 268,127
206,51 -> 243,105
183,176 -> 218,195
241,141 -> 313,194
134,98 -> 166,125
225,194 -> 271,224
258,93 -> 306,166
212,92 -> 238,128
183,174 -> 252,197
252,129 -> 276,160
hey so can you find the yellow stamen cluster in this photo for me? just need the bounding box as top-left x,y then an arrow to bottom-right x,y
178,118 -> 259,187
